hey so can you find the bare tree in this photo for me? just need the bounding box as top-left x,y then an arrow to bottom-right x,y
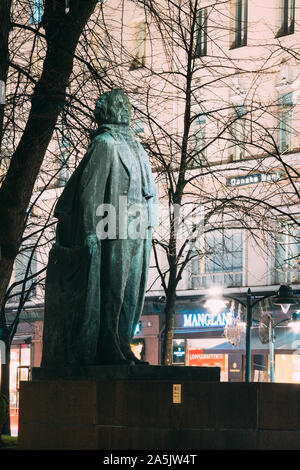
88,0 -> 300,364
0,0 -> 99,324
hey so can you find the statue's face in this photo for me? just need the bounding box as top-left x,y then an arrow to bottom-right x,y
95,96 -> 106,122
94,90 -> 131,125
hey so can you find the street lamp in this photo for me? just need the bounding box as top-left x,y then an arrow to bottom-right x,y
205,284 -> 298,382
273,284 -> 297,314
244,286 -> 297,382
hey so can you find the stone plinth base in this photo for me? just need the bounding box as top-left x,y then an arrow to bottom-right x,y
18,370 -> 300,450
31,364 -> 220,381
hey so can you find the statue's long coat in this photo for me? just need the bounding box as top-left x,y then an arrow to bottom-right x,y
42,125 -> 157,366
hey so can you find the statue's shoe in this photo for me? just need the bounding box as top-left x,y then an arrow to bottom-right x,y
95,348 -> 135,366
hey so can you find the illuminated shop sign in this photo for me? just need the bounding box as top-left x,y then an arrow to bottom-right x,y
226,170 -> 284,188
183,312 -> 233,328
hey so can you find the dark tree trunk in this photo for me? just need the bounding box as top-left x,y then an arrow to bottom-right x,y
0,0 -> 98,431
0,0 -> 12,153
0,0 -> 98,314
162,288 -> 176,365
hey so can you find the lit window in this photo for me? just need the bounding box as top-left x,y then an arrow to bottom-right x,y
230,0 -> 248,49
130,21 -> 146,70
277,0 -> 295,37
29,0 -> 43,25
194,8 -> 208,58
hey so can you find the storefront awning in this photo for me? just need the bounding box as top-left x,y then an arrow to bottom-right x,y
201,327 -> 300,354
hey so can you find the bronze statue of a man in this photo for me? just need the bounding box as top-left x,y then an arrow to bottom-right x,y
41,89 -> 158,366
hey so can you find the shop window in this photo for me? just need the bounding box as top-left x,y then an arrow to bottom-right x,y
275,354 -> 300,383
130,21 -> 146,70
230,0 -> 248,49
194,8 -> 208,58
29,0 -> 43,25
191,229 -> 243,289
274,222 -> 300,284
277,92 -> 293,153
130,338 -> 145,362
276,0 -> 295,38
229,104 -> 247,161
9,344 -> 31,436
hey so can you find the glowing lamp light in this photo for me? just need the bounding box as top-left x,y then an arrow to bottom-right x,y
204,286 -> 228,315
290,311 -> 300,332
280,304 -> 291,314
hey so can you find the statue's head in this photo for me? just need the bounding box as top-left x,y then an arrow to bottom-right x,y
94,89 -> 132,126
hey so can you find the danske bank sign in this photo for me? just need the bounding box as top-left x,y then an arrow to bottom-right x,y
183,312 -> 233,328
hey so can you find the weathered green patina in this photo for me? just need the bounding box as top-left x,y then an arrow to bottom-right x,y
42,89 -> 157,367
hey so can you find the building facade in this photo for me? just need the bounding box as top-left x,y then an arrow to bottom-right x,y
2,2 -> 300,432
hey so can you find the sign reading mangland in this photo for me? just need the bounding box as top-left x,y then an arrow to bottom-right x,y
226,170 -> 285,188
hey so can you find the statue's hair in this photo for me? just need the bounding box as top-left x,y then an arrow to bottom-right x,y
94,89 -> 132,125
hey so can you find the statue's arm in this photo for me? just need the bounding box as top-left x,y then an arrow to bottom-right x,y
79,136 -> 114,239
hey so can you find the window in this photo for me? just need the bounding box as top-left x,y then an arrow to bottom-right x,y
0,80 -> 5,105
131,96 -> 146,136
9,247 -> 38,303
229,104 -> 247,161
190,229 -> 243,289
130,21 -> 146,70
133,119 -> 145,135
194,8 -> 208,58
230,0 -> 248,49
277,0 -> 295,37
192,110 -> 206,165
278,92 -> 293,153
274,223 -> 300,284
57,130 -> 70,187
91,31 -> 109,76
29,0 -> 43,25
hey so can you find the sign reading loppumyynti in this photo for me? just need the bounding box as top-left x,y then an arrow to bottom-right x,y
226,170 -> 285,188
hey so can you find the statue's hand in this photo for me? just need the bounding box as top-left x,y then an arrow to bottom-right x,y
84,234 -> 98,248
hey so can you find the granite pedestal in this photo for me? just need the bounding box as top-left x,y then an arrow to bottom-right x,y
18,366 -> 300,450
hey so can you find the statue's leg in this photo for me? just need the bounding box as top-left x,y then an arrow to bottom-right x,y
118,231 -> 152,364
95,239 -> 134,365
